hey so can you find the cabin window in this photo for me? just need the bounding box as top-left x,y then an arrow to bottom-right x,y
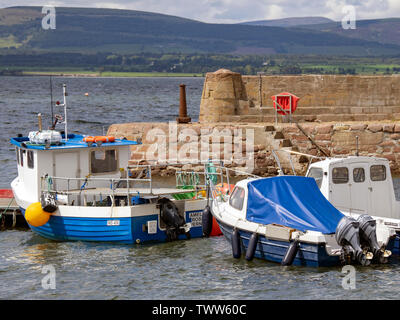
229,187 -> 245,211
16,148 -> 19,165
370,165 -> 386,181
27,150 -> 34,169
307,168 -> 323,189
353,168 -> 365,183
19,149 -> 24,167
332,167 -> 348,184
90,149 -> 118,174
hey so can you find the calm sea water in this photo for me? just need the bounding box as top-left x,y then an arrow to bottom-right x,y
1,76 -> 400,300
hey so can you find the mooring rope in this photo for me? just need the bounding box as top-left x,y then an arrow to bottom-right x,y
0,197 -> 15,220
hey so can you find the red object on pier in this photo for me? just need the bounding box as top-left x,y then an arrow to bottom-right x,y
0,189 -> 13,199
271,92 -> 300,115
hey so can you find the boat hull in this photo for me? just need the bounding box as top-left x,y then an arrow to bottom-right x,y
215,217 -> 341,267
20,208 -> 204,244
387,233 -> 400,255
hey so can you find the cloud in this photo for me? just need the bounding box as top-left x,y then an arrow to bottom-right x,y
0,0 -> 399,23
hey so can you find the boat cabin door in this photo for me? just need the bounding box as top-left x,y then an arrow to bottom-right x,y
347,163 -> 371,215
329,163 -> 372,215
368,164 -> 393,218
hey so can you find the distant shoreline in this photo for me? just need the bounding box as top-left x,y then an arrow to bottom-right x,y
20,71 -> 204,78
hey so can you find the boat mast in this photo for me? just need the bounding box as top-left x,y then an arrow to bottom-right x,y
56,84 -> 68,141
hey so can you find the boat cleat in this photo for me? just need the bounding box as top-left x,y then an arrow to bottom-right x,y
365,251 -> 374,260
383,249 -> 392,258
181,223 -> 192,233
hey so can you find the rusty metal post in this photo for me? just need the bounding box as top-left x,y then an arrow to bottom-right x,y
177,84 -> 191,123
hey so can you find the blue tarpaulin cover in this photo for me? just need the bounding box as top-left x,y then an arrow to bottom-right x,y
246,176 -> 344,234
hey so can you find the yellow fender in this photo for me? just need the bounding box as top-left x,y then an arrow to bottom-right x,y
25,202 -> 51,227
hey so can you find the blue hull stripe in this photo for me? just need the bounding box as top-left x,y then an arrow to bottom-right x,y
21,208 -> 203,244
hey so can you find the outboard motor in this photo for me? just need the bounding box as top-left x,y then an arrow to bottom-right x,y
158,198 -> 186,241
335,216 -> 372,266
41,193 -> 58,213
357,214 -> 391,263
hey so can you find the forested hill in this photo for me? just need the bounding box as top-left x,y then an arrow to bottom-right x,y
0,6 -> 399,56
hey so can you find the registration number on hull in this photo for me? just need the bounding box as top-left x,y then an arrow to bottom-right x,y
107,220 -> 120,226
188,211 -> 202,227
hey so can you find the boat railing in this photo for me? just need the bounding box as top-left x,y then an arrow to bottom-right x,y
40,170 -> 153,207
176,163 -> 259,214
272,149 -> 327,176
40,162 -> 259,207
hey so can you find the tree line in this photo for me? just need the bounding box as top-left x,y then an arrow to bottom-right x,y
1,51 -> 400,75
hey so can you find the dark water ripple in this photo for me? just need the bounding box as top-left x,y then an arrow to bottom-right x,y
2,230 -> 400,300
1,76 -> 400,300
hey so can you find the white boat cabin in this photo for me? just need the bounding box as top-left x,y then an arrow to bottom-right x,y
10,132 -> 135,208
306,156 -> 400,221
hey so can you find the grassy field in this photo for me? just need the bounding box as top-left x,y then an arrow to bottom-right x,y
300,63 -> 400,74
99,71 -> 203,77
21,70 -> 204,77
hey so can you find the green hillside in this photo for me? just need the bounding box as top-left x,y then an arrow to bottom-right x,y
295,18 -> 400,47
0,6 -> 399,56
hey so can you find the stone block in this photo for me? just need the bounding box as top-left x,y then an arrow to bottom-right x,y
332,131 -> 384,147
368,124 -> 383,132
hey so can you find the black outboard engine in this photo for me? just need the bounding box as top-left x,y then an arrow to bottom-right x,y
357,214 -> 391,263
158,198 -> 186,241
41,193 -> 58,213
335,216 -> 372,266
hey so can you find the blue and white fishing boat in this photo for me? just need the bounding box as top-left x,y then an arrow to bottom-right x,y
207,174 -> 393,267
10,84 -> 207,244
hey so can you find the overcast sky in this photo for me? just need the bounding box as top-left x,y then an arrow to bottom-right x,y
1,0 -> 399,23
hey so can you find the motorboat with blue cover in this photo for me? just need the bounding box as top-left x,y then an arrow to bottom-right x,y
208,175 -> 393,267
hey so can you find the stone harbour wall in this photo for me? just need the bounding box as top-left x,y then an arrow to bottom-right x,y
199,69 -> 400,123
108,121 -> 400,177
108,69 -> 400,177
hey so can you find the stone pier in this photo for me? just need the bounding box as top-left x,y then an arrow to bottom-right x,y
108,69 -> 400,177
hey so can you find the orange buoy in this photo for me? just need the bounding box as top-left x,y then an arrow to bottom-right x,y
215,183 -> 235,196
83,136 -> 115,144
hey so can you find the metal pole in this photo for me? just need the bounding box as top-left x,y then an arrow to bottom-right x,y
356,136 -> 359,156
226,167 -> 230,194
149,165 -> 152,194
67,178 -> 70,205
127,175 -> 130,206
111,178 -> 114,207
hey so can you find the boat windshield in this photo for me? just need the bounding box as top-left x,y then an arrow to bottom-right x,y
229,186 -> 245,211
307,167 -> 323,189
